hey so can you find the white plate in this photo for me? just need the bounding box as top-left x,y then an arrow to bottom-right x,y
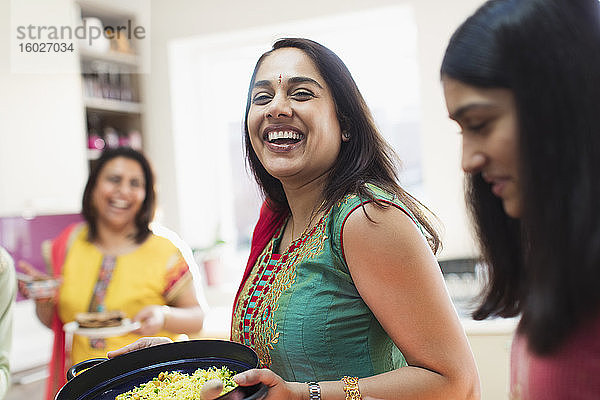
63,318 -> 141,339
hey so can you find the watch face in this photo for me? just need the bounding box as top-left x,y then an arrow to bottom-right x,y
307,382 -> 321,400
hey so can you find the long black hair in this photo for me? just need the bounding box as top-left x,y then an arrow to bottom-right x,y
244,38 -> 440,252
82,147 -> 156,244
441,0 -> 600,354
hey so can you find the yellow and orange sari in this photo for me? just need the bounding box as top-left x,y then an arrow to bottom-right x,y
46,223 -> 192,400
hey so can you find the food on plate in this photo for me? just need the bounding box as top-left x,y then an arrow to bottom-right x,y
114,366 -> 238,400
75,310 -> 126,328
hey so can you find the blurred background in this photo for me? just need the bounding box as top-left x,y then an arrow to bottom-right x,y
0,0 -> 517,399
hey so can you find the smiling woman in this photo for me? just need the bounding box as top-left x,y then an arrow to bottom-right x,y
16,148 -> 206,400
110,38 -> 479,400
85,156 -> 147,244
442,79 -> 521,218
227,38 -> 479,400
247,47 -> 343,197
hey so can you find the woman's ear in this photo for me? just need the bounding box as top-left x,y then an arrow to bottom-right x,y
339,114 -> 351,142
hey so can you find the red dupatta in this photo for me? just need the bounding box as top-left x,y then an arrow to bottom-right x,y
230,200 -> 287,339
46,223 -> 81,400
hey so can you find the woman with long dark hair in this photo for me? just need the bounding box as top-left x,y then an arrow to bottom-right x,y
441,0 -> 600,397
18,148 -> 206,399
225,38 -> 478,399
111,39 -> 480,399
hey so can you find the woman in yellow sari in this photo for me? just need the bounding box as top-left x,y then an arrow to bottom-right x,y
18,147 -> 206,400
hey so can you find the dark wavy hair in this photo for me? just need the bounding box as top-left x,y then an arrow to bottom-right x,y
81,147 -> 156,244
441,0 -> 600,355
244,38 -> 440,253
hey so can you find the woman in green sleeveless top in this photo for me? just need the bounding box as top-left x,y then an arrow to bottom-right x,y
110,38 -> 479,400
230,39 -> 479,400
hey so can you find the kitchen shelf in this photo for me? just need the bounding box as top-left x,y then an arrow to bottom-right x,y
77,2 -> 145,170
84,97 -> 143,114
79,48 -> 138,66
87,148 -> 103,160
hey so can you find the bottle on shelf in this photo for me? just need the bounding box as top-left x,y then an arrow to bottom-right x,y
108,64 -> 121,100
127,130 -> 142,150
119,73 -> 133,102
78,17 -> 111,54
103,126 -> 120,149
87,113 -> 105,160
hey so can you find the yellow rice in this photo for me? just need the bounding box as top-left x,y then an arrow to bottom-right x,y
114,366 -> 238,400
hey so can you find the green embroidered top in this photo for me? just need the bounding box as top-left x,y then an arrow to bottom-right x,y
232,186 -> 420,381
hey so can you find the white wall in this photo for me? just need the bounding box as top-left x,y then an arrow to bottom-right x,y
0,0 -> 88,217
413,0 -> 482,258
143,0 -> 482,259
